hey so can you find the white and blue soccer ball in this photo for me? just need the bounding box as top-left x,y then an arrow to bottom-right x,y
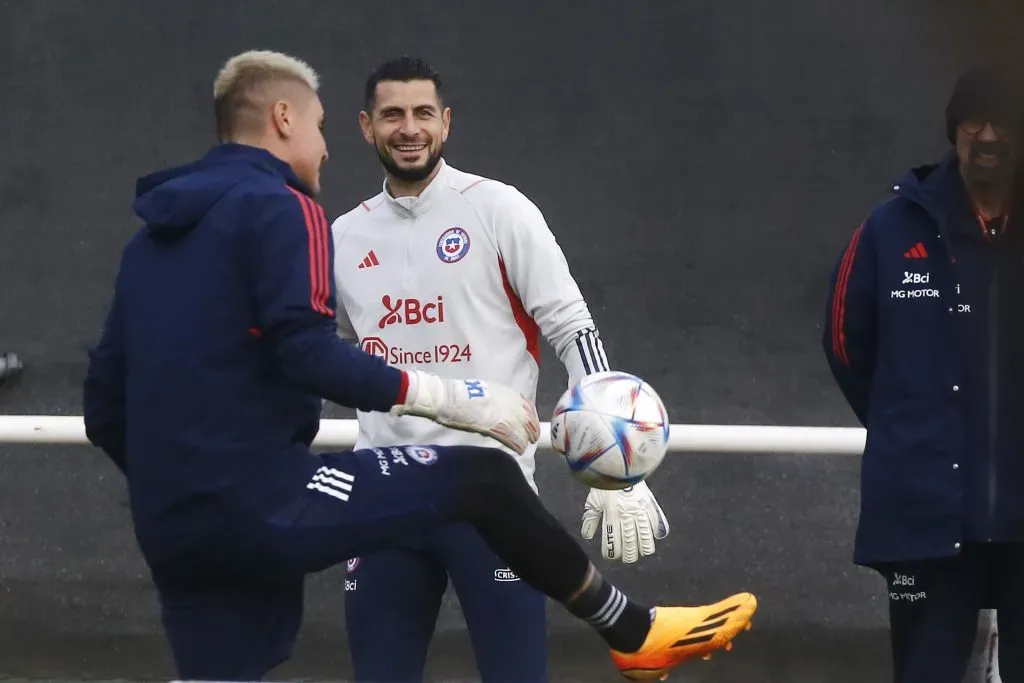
550,371 -> 670,490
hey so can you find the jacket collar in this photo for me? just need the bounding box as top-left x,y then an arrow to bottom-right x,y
381,158 -> 450,218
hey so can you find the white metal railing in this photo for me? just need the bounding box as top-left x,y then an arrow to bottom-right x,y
0,414 -> 1002,682
0,415 -> 868,452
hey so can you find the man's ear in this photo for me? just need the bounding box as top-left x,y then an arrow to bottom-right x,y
441,106 -> 452,144
358,110 -> 374,145
271,99 -> 296,139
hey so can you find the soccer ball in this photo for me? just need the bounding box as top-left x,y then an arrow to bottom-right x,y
550,371 -> 670,490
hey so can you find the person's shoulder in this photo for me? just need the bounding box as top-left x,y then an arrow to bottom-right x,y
862,196 -> 903,229
121,223 -> 152,258
330,190 -> 388,234
856,164 -> 944,243
444,165 -> 542,218
861,195 -> 929,243
223,177 -> 321,221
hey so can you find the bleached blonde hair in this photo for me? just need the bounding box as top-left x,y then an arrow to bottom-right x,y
213,50 -> 320,141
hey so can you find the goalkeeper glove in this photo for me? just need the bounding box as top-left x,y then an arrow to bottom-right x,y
391,369 -> 540,455
580,480 -> 670,563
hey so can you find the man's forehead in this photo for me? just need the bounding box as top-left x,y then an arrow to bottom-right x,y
374,80 -> 440,108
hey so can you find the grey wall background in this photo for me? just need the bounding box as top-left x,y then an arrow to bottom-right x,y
1,1 -> 1021,681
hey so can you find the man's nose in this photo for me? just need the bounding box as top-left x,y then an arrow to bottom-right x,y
399,113 -> 419,135
977,122 -> 1000,141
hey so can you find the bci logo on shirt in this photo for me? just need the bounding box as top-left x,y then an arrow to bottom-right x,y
378,295 -> 446,329
902,271 -> 930,285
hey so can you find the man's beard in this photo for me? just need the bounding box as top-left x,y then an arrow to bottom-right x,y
378,142 -> 444,182
964,139 -> 1015,187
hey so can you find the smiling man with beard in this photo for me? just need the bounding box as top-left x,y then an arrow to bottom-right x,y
328,57 -> 709,683
823,62 -> 1024,683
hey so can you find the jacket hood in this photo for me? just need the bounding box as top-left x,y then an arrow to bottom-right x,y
132,144 -> 310,241
891,148 -> 972,226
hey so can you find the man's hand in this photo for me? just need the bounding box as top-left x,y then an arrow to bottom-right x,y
391,369 -> 540,455
580,480 -> 670,563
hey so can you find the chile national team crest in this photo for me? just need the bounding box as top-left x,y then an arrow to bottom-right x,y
436,227 -> 470,263
404,446 -> 439,466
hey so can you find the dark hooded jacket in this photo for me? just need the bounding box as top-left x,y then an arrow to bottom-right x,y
83,144 -> 406,558
823,149 -> 1024,566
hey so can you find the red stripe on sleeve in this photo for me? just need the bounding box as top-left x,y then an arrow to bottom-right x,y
498,257 -> 540,365
395,370 -> 410,405
831,224 -> 863,365
311,202 -> 333,316
286,187 -> 334,317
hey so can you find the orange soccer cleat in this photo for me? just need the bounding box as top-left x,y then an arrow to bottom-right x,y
610,592 -> 758,680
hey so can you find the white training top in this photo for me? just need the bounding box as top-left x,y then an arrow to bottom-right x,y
330,159 -> 609,490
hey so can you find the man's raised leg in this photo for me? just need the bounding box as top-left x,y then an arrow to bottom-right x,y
283,444 -> 757,680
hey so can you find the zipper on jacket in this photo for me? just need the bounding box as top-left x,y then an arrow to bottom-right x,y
987,230 -> 998,540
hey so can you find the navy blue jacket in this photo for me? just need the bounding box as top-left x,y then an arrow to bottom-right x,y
83,144 -> 406,560
823,149 -> 1024,566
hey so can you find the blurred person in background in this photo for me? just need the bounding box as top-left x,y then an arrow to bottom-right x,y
822,62 -> 1024,683
0,351 -> 22,388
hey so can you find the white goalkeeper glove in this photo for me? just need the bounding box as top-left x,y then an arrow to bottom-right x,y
580,480 -> 670,563
390,369 -> 540,455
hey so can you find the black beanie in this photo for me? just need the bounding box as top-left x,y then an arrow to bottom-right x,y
945,62 -> 1023,144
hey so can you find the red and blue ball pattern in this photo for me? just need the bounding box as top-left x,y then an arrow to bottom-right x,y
551,371 -> 669,490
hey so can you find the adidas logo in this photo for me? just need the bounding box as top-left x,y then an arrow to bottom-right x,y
671,604 -> 740,649
904,242 -> 928,259
358,250 -> 380,269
